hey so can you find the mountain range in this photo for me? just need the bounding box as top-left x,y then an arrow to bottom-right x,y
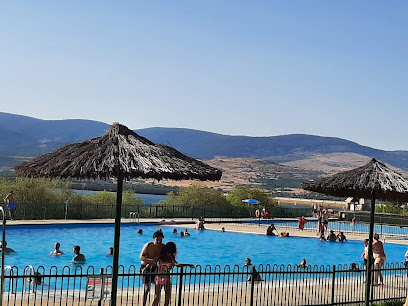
1,112 -> 408,176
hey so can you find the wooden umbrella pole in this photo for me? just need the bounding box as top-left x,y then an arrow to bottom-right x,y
364,196 -> 376,306
111,174 -> 124,306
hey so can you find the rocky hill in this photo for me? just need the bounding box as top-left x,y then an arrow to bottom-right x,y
1,113 -> 408,188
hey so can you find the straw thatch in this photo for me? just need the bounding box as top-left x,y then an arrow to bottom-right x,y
301,158 -> 408,202
14,123 -> 222,182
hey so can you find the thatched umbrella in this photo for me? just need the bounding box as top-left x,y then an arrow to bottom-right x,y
302,158 -> 408,305
14,123 -> 222,305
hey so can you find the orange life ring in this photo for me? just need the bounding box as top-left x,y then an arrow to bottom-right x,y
255,210 -> 260,218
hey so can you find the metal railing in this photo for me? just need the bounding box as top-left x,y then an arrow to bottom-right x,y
11,203 -> 312,220
1,263 -> 407,305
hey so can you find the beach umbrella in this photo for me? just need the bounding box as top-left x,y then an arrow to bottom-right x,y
301,158 -> 408,305
242,198 -> 261,204
14,123 -> 222,306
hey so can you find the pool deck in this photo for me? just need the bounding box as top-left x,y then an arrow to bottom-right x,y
5,218 -> 408,246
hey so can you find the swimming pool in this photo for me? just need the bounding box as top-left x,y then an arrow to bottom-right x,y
2,223 -> 407,271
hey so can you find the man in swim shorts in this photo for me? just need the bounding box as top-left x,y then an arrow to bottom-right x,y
139,229 -> 164,306
4,190 -> 16,220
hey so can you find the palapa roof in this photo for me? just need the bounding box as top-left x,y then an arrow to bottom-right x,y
301,158 -> 408,202
15,123 -> 222,182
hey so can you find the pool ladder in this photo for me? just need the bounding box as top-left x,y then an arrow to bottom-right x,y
23,265 -> 40,293
129,212 -> 140,224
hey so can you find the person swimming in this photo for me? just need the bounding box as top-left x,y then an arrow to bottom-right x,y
106,247 -> 114,256
184,229 -> 190,236
180,232 -> 185,237
172,229 -> 178,234
279,231 -> 289,237
221,227 -> 225,232
0,241 -> 15,254
137,229 -> 143,235
50,242 -> 64,255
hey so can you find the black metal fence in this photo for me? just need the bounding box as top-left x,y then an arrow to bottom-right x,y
10,203 -> 312,220
2,263 -> 407,305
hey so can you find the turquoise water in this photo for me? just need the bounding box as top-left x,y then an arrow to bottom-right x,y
2,223 -> 408,272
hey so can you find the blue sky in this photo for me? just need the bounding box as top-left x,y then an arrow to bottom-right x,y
1,1 -> 407,150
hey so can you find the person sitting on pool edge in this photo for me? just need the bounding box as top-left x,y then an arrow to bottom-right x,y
319,230 -> 326,241
50,242 -> 64,255
266,224 -> 277,236
0,241 -> 15,254
72,245 -> 86,263
327,230 -> 337,242
337,231 -> 347,242
195,220 -> 205,230
137,229 -> 143,235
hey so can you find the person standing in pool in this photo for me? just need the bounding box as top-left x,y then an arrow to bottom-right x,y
72,245 -> 86,262
139,229 -> 165,306
4,190 -> 16,220
50,242 -> 64,255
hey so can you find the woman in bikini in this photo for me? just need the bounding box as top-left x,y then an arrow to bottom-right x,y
372,233 -> 386,285
152,242 -> 194,306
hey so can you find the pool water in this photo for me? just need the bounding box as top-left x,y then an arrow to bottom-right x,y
2,223 -> 407,271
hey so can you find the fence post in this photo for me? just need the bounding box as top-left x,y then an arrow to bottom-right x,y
249,267 -> 256,306
96,203 -> 99,219
43,203 -> 47,219
80,203 -> 83,219
177,266 -> 184,306
331,265 -> 336,305
99,267 -> 104,306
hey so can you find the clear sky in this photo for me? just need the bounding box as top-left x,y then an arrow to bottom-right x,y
1,1 -> 407,150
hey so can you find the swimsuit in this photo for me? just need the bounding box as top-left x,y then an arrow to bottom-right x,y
7,202 -> 15,210
140,264 -> 157,284
155,263 -> 173,286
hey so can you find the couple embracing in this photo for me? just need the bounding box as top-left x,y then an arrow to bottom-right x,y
139,229 -> 194,306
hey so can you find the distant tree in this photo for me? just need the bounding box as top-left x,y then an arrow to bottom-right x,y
226,186 -> 277,208
158,191 -> 179,205
122,190 -> 143,205
159,184 -> 229,206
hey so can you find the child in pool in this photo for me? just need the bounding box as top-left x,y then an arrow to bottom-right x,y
152,242 -> 194,306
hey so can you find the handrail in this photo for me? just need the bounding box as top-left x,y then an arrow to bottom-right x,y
23,265 -> 38,292
0,206 -> 6,306
129,212 -> 140,224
